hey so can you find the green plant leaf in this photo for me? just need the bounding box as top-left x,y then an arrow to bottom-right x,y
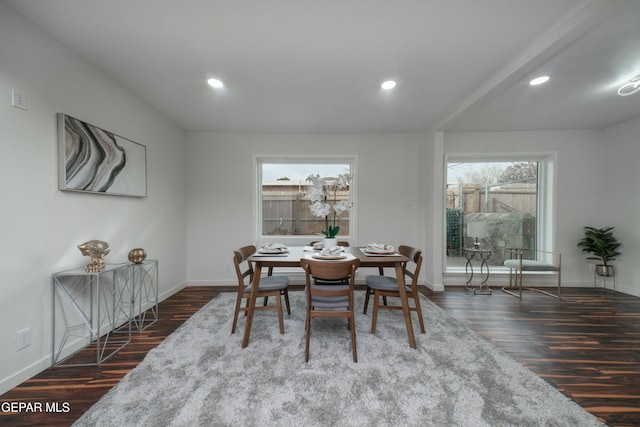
577,226 -> 621,265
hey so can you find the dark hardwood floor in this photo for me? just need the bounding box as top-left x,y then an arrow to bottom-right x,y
1,285 -> 639,426
0,286 -> 221,427
425,287 -> 640,427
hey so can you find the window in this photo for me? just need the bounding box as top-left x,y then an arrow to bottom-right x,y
445,156 -> 554,271
257,157 -> 355,245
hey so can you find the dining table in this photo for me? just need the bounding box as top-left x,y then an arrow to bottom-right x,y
243,246 -> 417,349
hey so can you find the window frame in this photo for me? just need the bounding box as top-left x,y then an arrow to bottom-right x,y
443,153 -> 556,273
255,155 -> 358,246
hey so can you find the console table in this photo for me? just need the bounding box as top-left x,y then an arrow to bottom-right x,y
52,264 -> 131,366
130,259 -> 159,331
463,248 -> 492,295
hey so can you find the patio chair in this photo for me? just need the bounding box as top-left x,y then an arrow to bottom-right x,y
502,248 -> 561,300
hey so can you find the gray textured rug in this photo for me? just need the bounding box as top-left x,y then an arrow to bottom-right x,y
75,291 -> 604,427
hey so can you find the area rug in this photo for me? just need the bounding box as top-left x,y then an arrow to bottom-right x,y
74,291 -> 604,427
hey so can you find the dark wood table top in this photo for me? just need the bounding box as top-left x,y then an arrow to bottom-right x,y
248,246 -> 409,268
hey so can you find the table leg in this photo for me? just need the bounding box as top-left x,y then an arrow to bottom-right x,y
241,261 -> 262,348
395,262 -> 416,349
476,252 -> 492,295
464,252 -> 474,289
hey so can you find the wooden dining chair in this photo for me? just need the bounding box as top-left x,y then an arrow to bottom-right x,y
231,245 -> 291,335
300,257 -> 360,362
308,241 -> 350,285
363,245 -> 426,334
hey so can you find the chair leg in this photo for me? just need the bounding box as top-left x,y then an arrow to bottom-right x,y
363,287 -> 371,314
557,272 -> 562,301
371,292 -> 380,334
231,294 -> 243,334
283,289 -> 291,315
518,269 -> 523,298
276,294 -> 284,334
350,312 -> 358,363
305,312 -> 311,363
409,295 -> 425,334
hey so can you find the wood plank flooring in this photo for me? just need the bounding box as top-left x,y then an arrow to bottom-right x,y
424,287 -> 640,427
1,285 -> 639,426
0,286 -> 221,427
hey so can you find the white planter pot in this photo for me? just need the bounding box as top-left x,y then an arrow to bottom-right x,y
323,238 -> 338,248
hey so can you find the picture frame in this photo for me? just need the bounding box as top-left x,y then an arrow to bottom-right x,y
57,113 -> 147,197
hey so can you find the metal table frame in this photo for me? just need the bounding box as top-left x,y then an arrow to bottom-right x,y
130,260 -> 159,331
51,263 -> 131,366
463,248 -> 492,295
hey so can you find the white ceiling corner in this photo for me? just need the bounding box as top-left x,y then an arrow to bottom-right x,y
4,0 -> 640,133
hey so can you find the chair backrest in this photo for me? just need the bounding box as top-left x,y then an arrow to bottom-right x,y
233,245 -> 256,289
398,245 -> 422,287
300,258 -> 360,287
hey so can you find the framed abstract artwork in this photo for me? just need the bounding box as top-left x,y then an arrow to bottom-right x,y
57,113 -> 147,197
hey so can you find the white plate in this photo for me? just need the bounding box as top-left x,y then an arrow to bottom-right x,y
259,249 -> 289,254
312,253 -> 347,260
364,249 -> 395,255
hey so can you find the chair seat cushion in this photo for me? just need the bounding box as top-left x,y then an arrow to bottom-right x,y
364,275 -> 413,293
365,275 -> 398,291
309,284 -> 349,308
244,275 -> 289,292
504,260 -> 559,272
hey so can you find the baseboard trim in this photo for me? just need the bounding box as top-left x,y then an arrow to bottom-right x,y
0,355 -> 51,396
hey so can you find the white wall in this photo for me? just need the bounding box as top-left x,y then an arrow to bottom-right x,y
440,129 -> 611,289
422,131 -> 444,290
186,127 -> 640,295
603,117 -> 640,296
186,132 -> 427,285
0,3 -> 188,394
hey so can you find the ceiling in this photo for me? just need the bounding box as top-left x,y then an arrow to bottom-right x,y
4,0 -> 640,133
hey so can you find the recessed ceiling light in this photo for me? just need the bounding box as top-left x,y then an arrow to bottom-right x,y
618,75 -> 640,96
529,76 -> 550,86
381,80 -> 397,90
207,78 -> 224,89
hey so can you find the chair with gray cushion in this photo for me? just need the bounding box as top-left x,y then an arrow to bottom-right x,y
363,245 -> 426,335
502,248 -> 561,300
231,245 -> 291,335
300,257 -> 360,362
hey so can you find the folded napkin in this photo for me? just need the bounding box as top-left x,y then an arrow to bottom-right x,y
320,246 -> 343,255
366,243 -> 394,252
261,243 -> 288,251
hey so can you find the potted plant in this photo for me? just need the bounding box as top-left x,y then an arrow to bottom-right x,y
305,173 -> 352,247
577,226 -> 621,276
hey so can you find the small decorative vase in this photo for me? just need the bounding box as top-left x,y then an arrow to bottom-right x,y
323,238 -> 338,248
128,248 -> 147,264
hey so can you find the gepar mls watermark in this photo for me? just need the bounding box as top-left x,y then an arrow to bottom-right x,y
1,401 -> 70,413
